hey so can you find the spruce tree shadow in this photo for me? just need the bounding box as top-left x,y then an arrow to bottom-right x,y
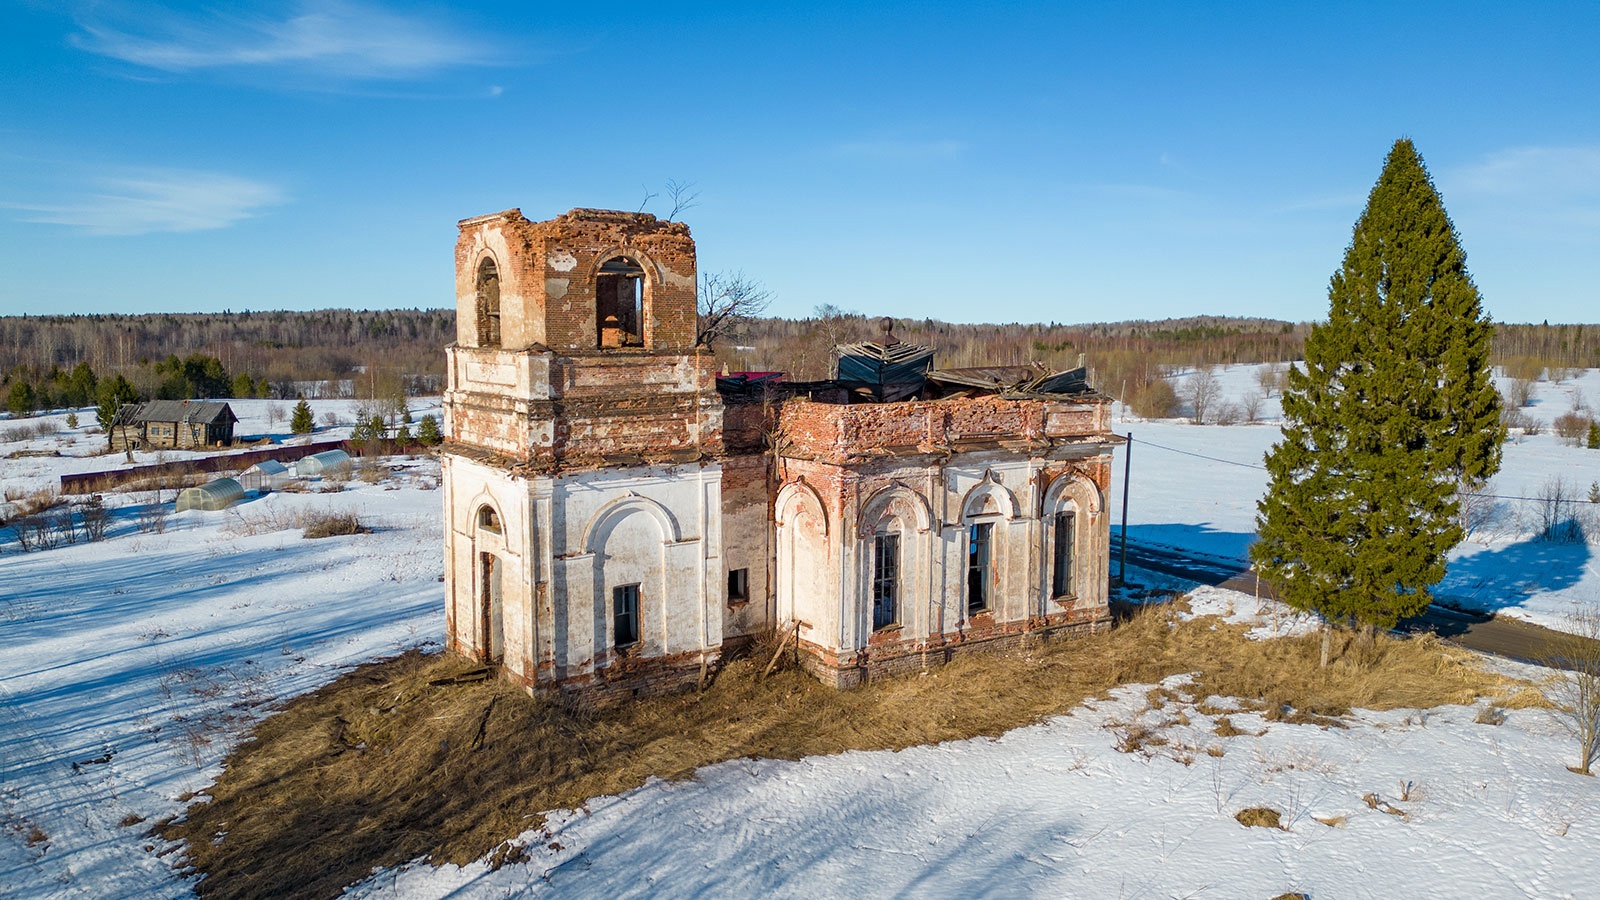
1438,522 -> 1594,616
1123,523 -> 1255,564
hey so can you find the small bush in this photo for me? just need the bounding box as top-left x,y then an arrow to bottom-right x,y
303,512 -> 369,539
1553,412 -> 1593,444
1129,378 -> 1180,419
136,501 -> 169,534
1500,407 -> 1534,434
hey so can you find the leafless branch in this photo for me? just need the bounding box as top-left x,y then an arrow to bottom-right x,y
696,271 -> 773,349
665,179 -> 700,221
636,184 -> 659,214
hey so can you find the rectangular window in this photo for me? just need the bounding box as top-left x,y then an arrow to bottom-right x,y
612,584 -> 640,647
967,523 -> 992,615
728,567 -> 750,603
872,533 -> 900,629
1053,512 -> 1076,598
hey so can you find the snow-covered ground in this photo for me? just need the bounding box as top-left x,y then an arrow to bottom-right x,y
2,378 -> 1598,898
2,433 -> 442,897
1113,365 -> 1600,634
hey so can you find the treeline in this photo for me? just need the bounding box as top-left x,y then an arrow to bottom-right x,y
3,352 -> 265,422
0,309 -> 452,399
3,310 -> 1596,419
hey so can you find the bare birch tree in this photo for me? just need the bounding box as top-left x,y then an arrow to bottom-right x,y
696,272 -> 773,350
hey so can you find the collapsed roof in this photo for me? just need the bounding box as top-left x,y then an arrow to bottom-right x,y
717,339 -> 1099,405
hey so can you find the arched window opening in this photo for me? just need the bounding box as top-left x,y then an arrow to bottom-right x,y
476,258 -> 501,348
872,527 -> 900,630
477,505 -> 501,532
1052,510 -> 1076,598
596,256 -> 645,349
966,522 -> 993,614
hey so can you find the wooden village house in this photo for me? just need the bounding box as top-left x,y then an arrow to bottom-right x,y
108,400 -> 238,451
441,208 -> 1121,701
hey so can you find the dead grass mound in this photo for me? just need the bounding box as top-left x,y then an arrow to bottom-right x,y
1234,806 -> 1284,829
163,606 -> 1520,899
301,511 -> 368,539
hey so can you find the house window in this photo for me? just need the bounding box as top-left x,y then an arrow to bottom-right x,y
728,568 -> 750,603
872,533 -> 900,629
966,523 -> 992,614
613,584 -> 640,647
1053,512 -> 1076,598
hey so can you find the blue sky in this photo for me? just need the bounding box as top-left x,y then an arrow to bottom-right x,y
2,1 -> 1597,324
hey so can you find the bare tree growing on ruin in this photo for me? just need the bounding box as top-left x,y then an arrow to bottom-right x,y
696,272 -> 773,350
664,179 -> 700,221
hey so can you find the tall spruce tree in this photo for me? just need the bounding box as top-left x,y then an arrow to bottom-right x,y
1252,139 -> 1503,632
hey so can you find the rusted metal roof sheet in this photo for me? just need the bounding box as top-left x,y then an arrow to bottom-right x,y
833,341 -> 936,385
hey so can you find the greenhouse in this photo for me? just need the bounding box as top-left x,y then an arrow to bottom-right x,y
238,460 -> 290,492
292,449 -> 352,478
175,478 -> 245,512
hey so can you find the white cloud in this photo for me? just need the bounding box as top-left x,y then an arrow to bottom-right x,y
14,169 -> 286,235
70,1 -> 500,80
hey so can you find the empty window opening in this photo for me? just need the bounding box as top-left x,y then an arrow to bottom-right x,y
477,505 -> 501,532
728,567 -> 750,603
596,256 -> 644,348
1052,512 -> 1076,598
873,533 -> 900,629
966,523 -> 992,614
613,583 -> 641,647
476,258 -> 501,348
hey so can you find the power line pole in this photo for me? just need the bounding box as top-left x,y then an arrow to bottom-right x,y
1119,432 -> 1132,584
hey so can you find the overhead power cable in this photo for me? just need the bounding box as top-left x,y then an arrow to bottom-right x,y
1123,434 -> 1583,504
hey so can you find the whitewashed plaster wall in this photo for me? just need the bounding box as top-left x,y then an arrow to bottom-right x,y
444,454 -> 726,686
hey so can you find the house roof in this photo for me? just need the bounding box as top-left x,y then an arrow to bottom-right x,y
116,400 -> 237,426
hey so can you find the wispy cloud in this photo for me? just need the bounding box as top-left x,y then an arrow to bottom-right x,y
70,1 -> 501,81
1444,145 -> 1600,232
831,139 -> 968,162
11,168 -> 286,235
1450,146 -> 1600,198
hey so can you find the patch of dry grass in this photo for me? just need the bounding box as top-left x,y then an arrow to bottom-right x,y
1234,806 -> 1284,829
162,605 -> 1522,899
301,511 -> 368,539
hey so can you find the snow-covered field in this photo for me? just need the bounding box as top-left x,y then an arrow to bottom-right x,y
1114,365 -> 1600,634
2,380 -> 1598,898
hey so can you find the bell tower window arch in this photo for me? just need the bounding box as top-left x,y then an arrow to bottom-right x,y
475,257 -> 501,348
595,255 -> 646,349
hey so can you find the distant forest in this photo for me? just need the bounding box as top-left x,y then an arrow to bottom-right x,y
2,309 -> 1598,415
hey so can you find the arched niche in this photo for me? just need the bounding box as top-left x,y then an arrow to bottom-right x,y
475,256 -> 501,348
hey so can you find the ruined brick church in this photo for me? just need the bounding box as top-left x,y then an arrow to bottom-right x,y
442,207 -> 1120,700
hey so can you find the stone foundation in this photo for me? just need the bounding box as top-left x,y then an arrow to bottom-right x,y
795,608 -> 1114,689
